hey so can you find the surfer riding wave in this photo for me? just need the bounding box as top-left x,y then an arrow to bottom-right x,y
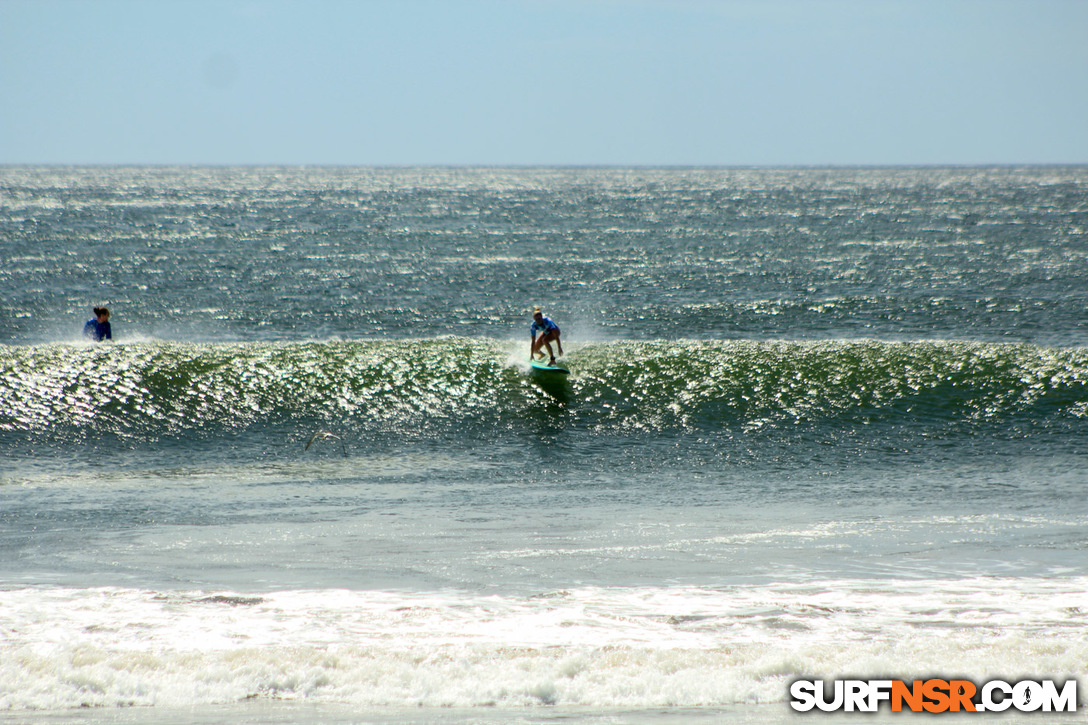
530,308 -> 563,365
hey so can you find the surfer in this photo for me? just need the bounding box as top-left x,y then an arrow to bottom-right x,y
82,306 -> 112,342
530,308 -> 563,365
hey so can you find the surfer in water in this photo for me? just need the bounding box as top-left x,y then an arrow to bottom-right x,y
83,306 -> 112,342
530,308 -> 563,365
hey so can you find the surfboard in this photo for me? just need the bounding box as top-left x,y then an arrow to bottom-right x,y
529,358 -> 569,375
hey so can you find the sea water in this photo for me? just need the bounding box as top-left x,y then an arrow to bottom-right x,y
1,167 -> 1087,722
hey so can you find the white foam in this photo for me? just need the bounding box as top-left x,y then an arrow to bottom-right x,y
2,580 -> 1086,712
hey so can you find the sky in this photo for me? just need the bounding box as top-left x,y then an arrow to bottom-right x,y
1,0 -> 1086,166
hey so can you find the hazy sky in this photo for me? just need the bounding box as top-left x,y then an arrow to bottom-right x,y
1,0 -> 1085,165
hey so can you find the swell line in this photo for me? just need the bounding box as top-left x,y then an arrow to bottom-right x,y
2,338 -> 1087,443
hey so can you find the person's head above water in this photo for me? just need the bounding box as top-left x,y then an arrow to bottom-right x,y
93,307 -> 110,321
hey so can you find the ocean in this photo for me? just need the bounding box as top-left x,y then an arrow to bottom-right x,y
1,166 -> 1086,723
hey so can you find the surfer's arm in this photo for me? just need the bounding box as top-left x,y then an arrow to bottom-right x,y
529,323 -> 542,357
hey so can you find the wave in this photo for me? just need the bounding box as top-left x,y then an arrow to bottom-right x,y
2,338 -> 1087,445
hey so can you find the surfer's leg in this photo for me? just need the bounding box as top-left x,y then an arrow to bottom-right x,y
541,330 -> 562,358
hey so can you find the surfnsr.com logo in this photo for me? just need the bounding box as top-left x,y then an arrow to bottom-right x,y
790,678 -> 1079,714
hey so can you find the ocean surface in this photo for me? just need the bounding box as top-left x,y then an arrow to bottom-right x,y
1,166 -> 1087,723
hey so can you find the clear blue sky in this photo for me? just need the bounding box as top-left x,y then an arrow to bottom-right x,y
1,0 -> 1085,165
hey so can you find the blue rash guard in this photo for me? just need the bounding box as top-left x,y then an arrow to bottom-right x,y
530,316 -> 559,339
83,319 -> 112,342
